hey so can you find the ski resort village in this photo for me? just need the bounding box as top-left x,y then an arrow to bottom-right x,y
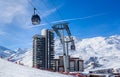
0,0 -> 120,77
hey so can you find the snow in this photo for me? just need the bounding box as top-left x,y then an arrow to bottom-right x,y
0,58 -> 73,77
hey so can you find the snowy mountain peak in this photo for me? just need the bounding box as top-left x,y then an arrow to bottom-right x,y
14,48 -> 28,54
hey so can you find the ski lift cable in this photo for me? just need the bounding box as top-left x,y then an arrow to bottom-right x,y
27,0 -> 35,9
27,0 -> 42,15
35,0 -> 54,27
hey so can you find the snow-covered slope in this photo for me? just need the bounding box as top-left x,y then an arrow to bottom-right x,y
0,58 -> 73,77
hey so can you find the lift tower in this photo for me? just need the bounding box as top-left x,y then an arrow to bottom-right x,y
52,22 -> 75,72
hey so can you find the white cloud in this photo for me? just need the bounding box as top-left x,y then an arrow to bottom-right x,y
41,7 -> 58,18
0,0 -> 29,25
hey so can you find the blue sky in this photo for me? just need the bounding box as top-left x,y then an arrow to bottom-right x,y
0,0 -> 120,49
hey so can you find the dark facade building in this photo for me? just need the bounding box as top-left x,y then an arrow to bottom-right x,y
33,29 -> 54,70
33,35 -> 46,69
52,56 -> 84,72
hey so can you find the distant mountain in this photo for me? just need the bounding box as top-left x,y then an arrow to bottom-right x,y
0,46 -> 15,58
11,48 -> 32,66
0,46 -> 30,63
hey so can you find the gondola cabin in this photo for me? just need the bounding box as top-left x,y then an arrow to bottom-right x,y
71,44 -> 75,50
31,8 -> 41,25
31,14 -> 41,25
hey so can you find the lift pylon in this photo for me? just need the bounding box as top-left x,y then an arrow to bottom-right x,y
52,22 -> 75,72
